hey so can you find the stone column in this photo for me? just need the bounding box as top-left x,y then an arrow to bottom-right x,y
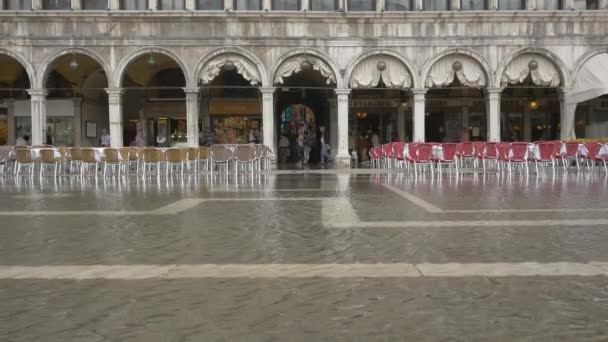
415,0 -> 424,10
260,87 -> 276,153
563,0 -> 574,9
0,1 -> 4,9
110,0 -> 120,10
600,0 -> 608,9
301,0 -> 309,10
450,0 -> 461,10
527,0 -> 536,10
72,0 -> 81,10
184,87 -> 200,147
377,0 -> 385,11
335,89 -> 351,168
263,0 -> 271,10
149,0 -> 158,10
6,99 -> 15,145
73,97 -> 82,146
485,87 -> 502,142
397,104 -> 406,142
462,105 -> 469,140
523,103 -> 532,141
412,88 -> 427,142
31,0 -> 42,10
106,88 -> 124,148
224,0 -> 233,10
488,0 -> 498,9
186,0 -> 196,10
27,89 -> 47,146
559,87 -> 576,141
329,99 -> 337,158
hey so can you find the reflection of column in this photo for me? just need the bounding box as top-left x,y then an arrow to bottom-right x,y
335,89 -> 351,168
27,89 -> 47,146
73,97 -> 82,146
106,88 -> 124,148
6,99 -> 15,145
260,88 -> 276,154
184,87 -> 200,147
412,88 -> 427,142
485,88 -> 502,142
397,105 -> 406,142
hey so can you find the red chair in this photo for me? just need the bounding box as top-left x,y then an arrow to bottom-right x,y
583,142 -> 603,172
407,143 -> 434,174
456,142 -> 475,168
392,142 -> 406,169
434,143 -> 458,173
475,142 -> 498,172
555,142 -> 581,172
368,147 -> 378,168
533,142 -> 557,173
496,142 -> 511,172
382,143 -> 395,169
505,142 -> 530,174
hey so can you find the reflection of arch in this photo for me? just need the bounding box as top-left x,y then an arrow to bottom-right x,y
193,47 -> 268,86
497,47 -> 570,87
345,49 -> 416,89
37,47 -> 112,89
114,47 -> 189,87
422,48 -> 492,88
271,48 -> 341,88
0,48 -> 35,88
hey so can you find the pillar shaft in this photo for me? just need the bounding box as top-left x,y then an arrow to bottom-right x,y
184,87 -> 200,147
559,88 -> 576,141
485,88 -> 502,142
110,0 -> 120,10
106,88 -> 124,148
185,0 -> 196,10
412,89 -> 427,142
149,0 -> 158,10
335,89 -> 351,168
260,87 -> 275,153
397,105 -> 406,142
27,89 -> 47,146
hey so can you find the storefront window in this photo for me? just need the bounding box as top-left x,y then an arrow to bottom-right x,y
4,0 -> 32,9
43,0 -> 70,9
424,0 -> 450,10
272,0 -> 300,10
461,0 -> 486,10
15,116 -> 32,146
536,0 -> 561,9
498,0 -> 525,9
309,0 -> 339,10
82,0 -> 107,10
349,0 -> 375,11
573,0 -> 598,9
233,0 -> 262,10
121,0 -> 148,10
47,117 -> 73,146
385,0 -> 413,10
196,0 -> 224,9
159,0 -> 185,9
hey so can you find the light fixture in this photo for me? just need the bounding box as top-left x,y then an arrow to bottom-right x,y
400,99 -> 408,108
68,53 -> 79,71
529,98 -> 538,110
356,112 -> 368,119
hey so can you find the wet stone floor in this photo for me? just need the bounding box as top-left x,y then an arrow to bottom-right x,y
1,171 -> 608,341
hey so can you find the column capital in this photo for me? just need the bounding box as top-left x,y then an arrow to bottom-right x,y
260,87 -> 276,94
27,89 -> 48,97
183,87 -> 200,94
485,87 -> 504,94
335,89 -> 351,97
105,88 -> 124,96
411,88 -> 428,96
558,87 -> 573,99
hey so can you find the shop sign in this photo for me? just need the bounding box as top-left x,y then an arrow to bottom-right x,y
351,99 -> 400,108
209,100 -> 261,115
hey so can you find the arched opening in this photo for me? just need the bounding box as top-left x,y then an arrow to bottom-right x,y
43,53 -> 108,146
274,55 -> 337,166
500,54 -> 562,142
425,54 -> 488,142
198,54 -> 263,145
569,53 -> 608,140
0,54 -> 31,145
121,53 -> 186,147
349,54 -> 413,163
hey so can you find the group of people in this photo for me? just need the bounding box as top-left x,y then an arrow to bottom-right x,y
279,124 -> 330,167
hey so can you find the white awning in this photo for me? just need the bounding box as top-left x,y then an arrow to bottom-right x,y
350,55 -> 412,89
425,54 -> 486,88
568,53 -> 608,104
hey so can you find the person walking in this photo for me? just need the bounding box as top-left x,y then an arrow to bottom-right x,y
319,126 -> 330,164
100,129 -> 111,147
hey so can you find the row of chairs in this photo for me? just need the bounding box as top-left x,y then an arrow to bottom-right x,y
1,144 -> 274,177
369,141 -> 608,175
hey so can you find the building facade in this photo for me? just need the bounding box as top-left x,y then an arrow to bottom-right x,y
0,0 -> 607,166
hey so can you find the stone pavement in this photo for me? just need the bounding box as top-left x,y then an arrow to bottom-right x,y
0,171 -> 608,341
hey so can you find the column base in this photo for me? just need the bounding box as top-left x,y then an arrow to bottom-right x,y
334,154 -> 352,169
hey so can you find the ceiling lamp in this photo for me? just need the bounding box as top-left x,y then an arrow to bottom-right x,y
356,112 -> 368,119
68,53 -> 79,71
400,99 -> 408,108
300,60 -> 313,71
529,98 -> 539,110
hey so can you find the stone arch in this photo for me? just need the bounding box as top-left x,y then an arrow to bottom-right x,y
496,47 -> 570,88
344,48 -> 419,89
113,47 -> 190,88
270,48 -> 343,88
0,48 -> 36,88
571,47 -> 608,89
193,47 -> 268,87
36,47 -> 112,89
421,48 -> 493,88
